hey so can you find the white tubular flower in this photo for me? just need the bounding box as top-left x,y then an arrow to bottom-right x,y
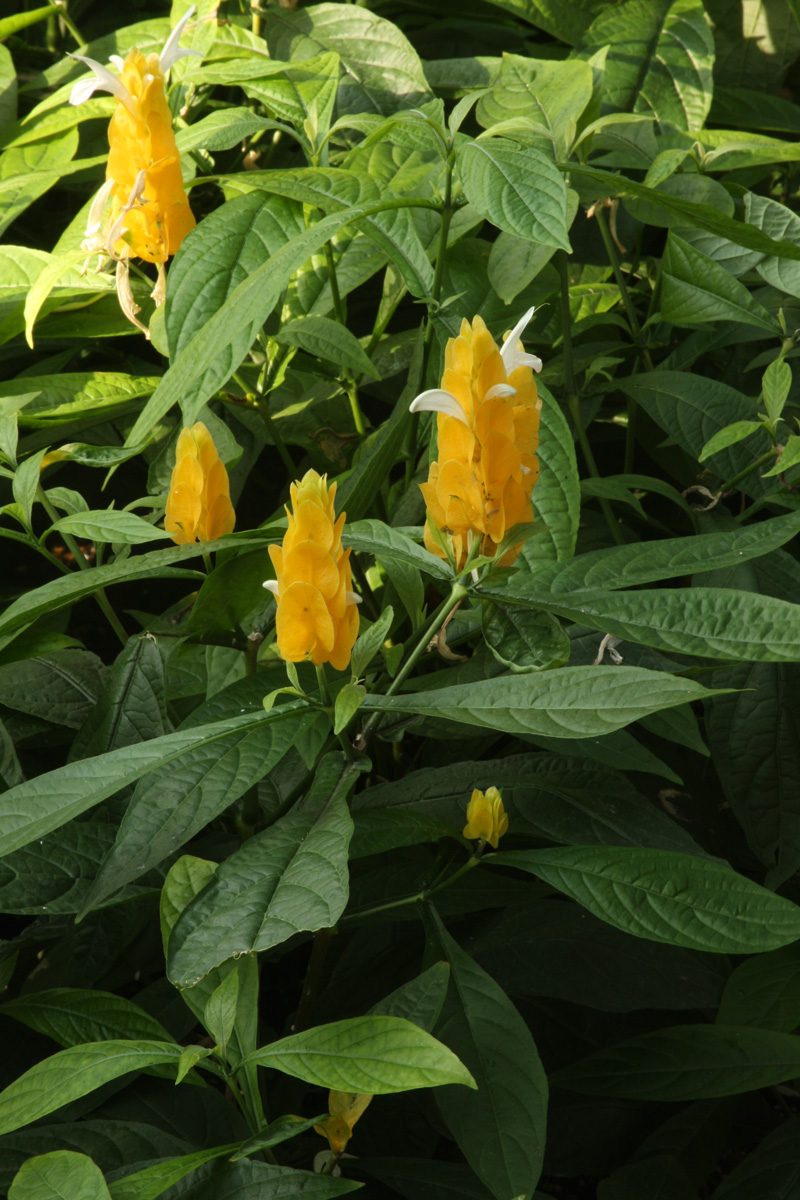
68,55 -> 137,114
408,388 -> 470,425
500,306 -> 542,374
160,5 -> 202,71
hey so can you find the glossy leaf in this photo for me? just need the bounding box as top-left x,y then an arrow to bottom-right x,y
493,846 -> 800,952
457,139 -> 570,249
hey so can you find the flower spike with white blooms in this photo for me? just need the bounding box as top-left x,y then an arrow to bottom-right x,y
65,6 -> 200,338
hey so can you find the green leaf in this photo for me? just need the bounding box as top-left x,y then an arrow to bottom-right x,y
763,358 -> 792,424
370,963 -> 451,1032
167,753 -> 358,987
509,512 -> 800,595
577,0 -> 715,131
350,605 -> 394,678
230,1115 -> 328,1161
457,138 -> 570,249
488,190 -> 580,304
477,56 -> 593,159
335,325 -> 423,522
0,706 -> 302,859
204,970 -> 239,1057
470,898 -> 727,1013
425,907 -> 548,1200
617,370 -> 773,488
244,1015 -> 476,1093
551,1023 -> 800,1100
0,822 -> 128,915
107,1145 -> 240,1200
11,449 -> 47,528
362,666 -> 718,738
333,682 -> 365,735
764,435 -> 800,477
746,191 -> 800,298
49,510 -> 170,546
0,533 -> 267,639
711,1119 -> 800,1200
275,315 -> 380,379
705,662 -> 800,887
482,602 -> 570,673
227,168 -> 433,301
343,519 -> 451,580
175,108 -> 282,155
716,944 -> 800,1033
698,421 -> 762,462
0,989 -> 173,1049
0,372 -> 159,428
70,634 -> 167,760
111,1159 -> 360,1199
185,550 -> 273,638
350,808 -> 461,858
81,706 -> 308,916
537,586 -> 800,662
125,206 -> 389,449
266,2 -> 431,116
0,648 -> 106,729
526,381 -> 581,565
566,162 -> 800,261
493,846 -> 800,953
0,43 -> 17,134
660,233 -> 779,332
0,1041 -> 186,1136
8,1151 -> 111,1200
479,0 -> 594,44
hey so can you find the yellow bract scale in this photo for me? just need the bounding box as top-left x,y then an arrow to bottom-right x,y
463,786 -> 509,849
106,49 -> 195,264
421,314 -> 542,568
268,470 -> 360,671
164,422 -> 235,545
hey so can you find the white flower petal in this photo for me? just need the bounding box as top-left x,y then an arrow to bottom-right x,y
263,580 -> 279,596
115,257 -> 150,339
68,54 -> 136,115
346,591 -> 363,606
160,4 -> 203,72
500,306 -> 542,375
85,177 -> 114,236
409,388 -> 469,426
108,54 -> 125,71
484,382 -> 517,401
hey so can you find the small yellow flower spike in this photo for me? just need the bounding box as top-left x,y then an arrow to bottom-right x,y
68,7 -> 198,334
164,422 -> 236,545
264,470 -> 361,671
314,1091 -> 373,1154
463,786 -> 509,849
410,309 -> 542,569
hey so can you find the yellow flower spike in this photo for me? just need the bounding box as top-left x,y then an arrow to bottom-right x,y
67,7 -> 199,334
314,1091 -> 374,1155
264,469 -> 361,670
164,422 -> 235,545
410,309 -> 543,569
463,786 -> 509,849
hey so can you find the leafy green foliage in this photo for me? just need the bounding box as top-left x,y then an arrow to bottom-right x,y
4,1 -> 800,1195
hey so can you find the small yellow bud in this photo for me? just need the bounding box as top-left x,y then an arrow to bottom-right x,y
314,1091 -> 373,1154
164,422 -> 235,545
265,469 -> 360,671
463,786 -> 509,849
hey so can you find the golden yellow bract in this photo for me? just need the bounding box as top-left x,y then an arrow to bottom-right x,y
463,786 -> 509,849
314,1090 -> 373,1155
106,49 -> 195,265
412,310 -> 542,569
266,470 -> 360,671
164,422 -> 235,545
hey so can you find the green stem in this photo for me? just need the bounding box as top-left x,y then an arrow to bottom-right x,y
719,449 -> 777,494
556,253 -> 624,547
343,853 -> 480,923
421,157 -> 455,365
38,489 -> 128,645
594,205 -> 654,474
359,581 -> 467,745
324,241 -> 367,438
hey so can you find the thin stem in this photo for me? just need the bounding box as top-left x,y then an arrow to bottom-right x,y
421,156 -> 455,368
38,489 -> 128,644
556,253 -> 624,547
324,241 -> 367,438
358,581 -> 467,745
50,0 -> 85,46
343,853 -> 480,923
719,449 -> 777,494
594,205 -> 654,475
293,927 -> 334,1036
